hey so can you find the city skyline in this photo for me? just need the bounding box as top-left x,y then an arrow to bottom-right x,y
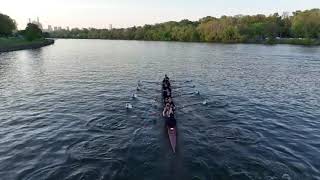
26,17 -> 112,33
1,0 -> 319,30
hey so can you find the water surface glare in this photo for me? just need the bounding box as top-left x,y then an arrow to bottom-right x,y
1,39 -> 320,180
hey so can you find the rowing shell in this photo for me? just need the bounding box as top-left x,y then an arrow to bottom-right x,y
167,126 -> 177,153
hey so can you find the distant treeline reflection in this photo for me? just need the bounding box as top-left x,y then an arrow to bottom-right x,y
50,9 -> 320,44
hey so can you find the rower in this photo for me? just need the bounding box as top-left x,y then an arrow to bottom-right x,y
168,97 -> 176,111
164,97 -> 169,104
163,81 -> 170,89
163,75 -> 171,87
163,88 -> 171,99
162,103 -> 173,117
163,103 -> 176,127
162,81 -> 171,90
167,114 -> 176,128
164,74 -> 169,82
163,81 -> 171,91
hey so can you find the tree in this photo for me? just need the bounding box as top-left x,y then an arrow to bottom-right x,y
279,12 -> 292,38
197,19 -> 222,41
222,26 -> 241,42
24,23 -> 43,41
0,13 -> 17,36
291,9 -> 320,38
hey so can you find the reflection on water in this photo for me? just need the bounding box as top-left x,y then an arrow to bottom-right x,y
0,39 -> 320,180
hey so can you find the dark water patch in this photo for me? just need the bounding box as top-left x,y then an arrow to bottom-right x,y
67,135 -> 128,161
86,113 -> 128,132
203,126 -> 262,145
19,160 -> 127,180
226,158 -> 299,180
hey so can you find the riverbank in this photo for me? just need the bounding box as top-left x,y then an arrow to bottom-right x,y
263,38 -> 320,45
0,38 -> 55,53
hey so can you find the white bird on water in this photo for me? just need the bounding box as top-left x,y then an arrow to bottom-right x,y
132,93 -> 137,99
126,103 -> 133,109
202,100 -> 207,105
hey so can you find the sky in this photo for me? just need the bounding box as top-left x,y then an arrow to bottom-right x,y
1,0 -> 319,30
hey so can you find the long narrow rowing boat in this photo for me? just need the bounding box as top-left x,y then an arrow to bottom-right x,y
168,126 -> 177,153
162,77 -> 177,153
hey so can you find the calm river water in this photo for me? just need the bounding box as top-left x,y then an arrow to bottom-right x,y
0,39 -> 320,180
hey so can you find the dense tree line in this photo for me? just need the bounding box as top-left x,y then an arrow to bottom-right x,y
50,9 -> 320,43
0,13 -> 17,36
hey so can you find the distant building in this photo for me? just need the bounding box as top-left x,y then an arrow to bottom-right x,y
48,25 -> 53,32
66,26 -> 70,31
109,24 -> 112,30
33,17 -> 43,30
58,26 -> 62,30
54,26 -> 58,31
29,17 -> 43,30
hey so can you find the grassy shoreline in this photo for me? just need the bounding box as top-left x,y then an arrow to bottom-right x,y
0,38 -> 55,52
264,38 -> 320,45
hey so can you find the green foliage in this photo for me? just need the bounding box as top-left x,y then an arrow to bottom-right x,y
222,26 -> 241,42
49,9 -> 320,44
43,32 -> 50,38
0,37 -> 47,48
24,23 -> 43,41
0,13 -> 17,36
291,9 -> 320,38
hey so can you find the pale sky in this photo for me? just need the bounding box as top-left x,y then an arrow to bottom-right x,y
1,0 -> 319,30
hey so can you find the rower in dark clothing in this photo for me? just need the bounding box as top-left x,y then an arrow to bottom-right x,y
167,114 -> 176,128
164,97 -> 169,104
163,88 -> 171,99
162,80 -> 171,89
162,80 -> 172,98
162,103 -> 176,128
164,97 -> 175,109
162,82 -> 169,90
167,97 -> 175,111
162,75 -> 171,88
164,74 -> 169,81
164,80 -> 171,88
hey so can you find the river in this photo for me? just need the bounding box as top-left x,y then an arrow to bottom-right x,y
0,39 -> 319,180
